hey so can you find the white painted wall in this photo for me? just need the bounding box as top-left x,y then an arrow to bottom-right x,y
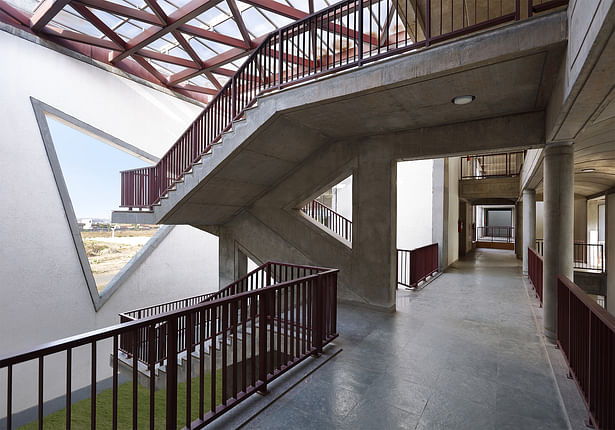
0,29 -> 218,417
447,158 -> 460,265
333,175 -> 353,221
397,160 -> 433,250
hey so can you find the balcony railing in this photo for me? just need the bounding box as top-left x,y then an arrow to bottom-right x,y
460,151 -> 525,180
120,0 -> 568,210
119,261 -> 330,366
475,226 -> 514,243
557,275 -> 615,430
535,239 -> 604,272
527,246 -> 543,306
301,200 -> 352,242
397,243 -> 439,289
0,262 -> 338,429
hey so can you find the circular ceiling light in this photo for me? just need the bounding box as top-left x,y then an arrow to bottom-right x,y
581,168 -> 596,173
452,95 -> 476,105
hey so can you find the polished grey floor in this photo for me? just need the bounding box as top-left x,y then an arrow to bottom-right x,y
244,249 -> 571,429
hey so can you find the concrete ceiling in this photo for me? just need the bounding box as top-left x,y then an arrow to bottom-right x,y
283,48 -> 564,140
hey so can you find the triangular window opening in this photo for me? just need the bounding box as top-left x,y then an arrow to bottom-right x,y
301,175 -> 352,243
47,117 -> 160,293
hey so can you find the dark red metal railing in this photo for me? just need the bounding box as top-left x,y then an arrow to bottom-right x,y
120,0 -> 567,209
301,200 -> 352,242
119,261 -> 330,366
397,243 -> 438,289
527,246 -> 543,306
460,151 -> 525,179
557,275 -> 615,430
0,262 -> 338,429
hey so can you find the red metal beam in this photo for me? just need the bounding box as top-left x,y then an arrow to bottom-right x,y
71,2 -> 126,48
110,0 -> 223,63
133,54 -> 166,84
204,71 -> 223,89
75,0 -> 163,26
240,0 -> 307,20
180,23 -> 250,49
42,24 -> 121,49
173,83 -> 218,95
172,30 -> 204,66
30,0 -> 71,31
0,0 -> 30,26
139,49 -> 200,69
166,35 -> 268,85
226,0 -> 251,47
143,0 -> 168,23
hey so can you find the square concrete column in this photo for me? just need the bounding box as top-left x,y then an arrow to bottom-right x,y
543,142 -> 574,341
218,227 -> 248,289
606,194 -> 615,313
522,189 -> 536,275
432,158 -> 448,270
351,143 -> 397,311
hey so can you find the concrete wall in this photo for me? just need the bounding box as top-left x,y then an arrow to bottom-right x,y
566,0 -> 615,101
0,29 -> 218,417
537,202 -> 545,239
447,158 -> 460,265
574,196 -> 588,242
397,160 -> 433,250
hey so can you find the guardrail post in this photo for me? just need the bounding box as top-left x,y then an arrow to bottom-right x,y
425,0 -> 431,46
166,316 -> 178,429
357,0 -> 363,65
277,29 -> 283,89
312,278 -> 323,355
231,76 -> 237,119
258,292 -> 269,393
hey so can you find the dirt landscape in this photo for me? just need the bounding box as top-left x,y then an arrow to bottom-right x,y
82,227 -> 159,291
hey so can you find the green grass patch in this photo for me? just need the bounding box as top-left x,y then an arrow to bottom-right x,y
18,369 -> 223,430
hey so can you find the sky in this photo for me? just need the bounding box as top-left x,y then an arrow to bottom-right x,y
47,117 -> 149,220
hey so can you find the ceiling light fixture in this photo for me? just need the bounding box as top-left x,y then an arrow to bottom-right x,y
452,95 -> 476,105
581,168 -> 596,173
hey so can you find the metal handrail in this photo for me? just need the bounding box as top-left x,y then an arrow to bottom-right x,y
397,243 -> 439,288
301,199 -> 352,242
120,0 -> 568,209
557,275 -> 615,429
0,262 -> 338,429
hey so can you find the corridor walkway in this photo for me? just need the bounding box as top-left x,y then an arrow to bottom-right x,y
244,249 -> 571,429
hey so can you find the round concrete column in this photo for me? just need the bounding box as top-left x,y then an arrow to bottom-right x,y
543,142 -> 574,342
522,189 -> 536,275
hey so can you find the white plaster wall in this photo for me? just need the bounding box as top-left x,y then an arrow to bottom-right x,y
334,176 -> 353,221
0,29 -> 217,416
397,160 -> 433,250
447,158 -> 460,265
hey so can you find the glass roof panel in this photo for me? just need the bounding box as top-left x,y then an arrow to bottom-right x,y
115,20 -> 148,39
194,7 -> 231,27
189,38 -> 218,60
240,7 -> 275,37
259,9 -> 292,28
158,0 -> 179,15
286,0 -> 309,12
90,8 -> 125,29
51,7 -> 103,37
212,18 -> 243,39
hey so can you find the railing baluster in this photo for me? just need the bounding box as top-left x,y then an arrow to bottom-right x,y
38,356 -> 43,430
66,348 -> 72,430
